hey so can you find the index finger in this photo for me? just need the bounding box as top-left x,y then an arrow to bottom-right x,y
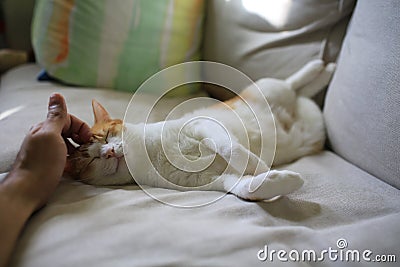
62,114 -> 92,144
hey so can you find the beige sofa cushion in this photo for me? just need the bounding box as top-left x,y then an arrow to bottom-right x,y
324,0 -> 400,188
203,0 -> 355,81
8,151 -> 400,267
1,64 -> 399,267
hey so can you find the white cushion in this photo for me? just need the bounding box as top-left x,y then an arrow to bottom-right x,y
324,0 -> 400,188
1,64 -> 399,266
203,0 -> 355,81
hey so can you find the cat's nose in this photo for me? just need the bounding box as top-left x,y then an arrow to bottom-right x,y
104,148 -> 115,159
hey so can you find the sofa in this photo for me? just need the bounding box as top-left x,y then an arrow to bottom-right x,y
0,0 -> 399,266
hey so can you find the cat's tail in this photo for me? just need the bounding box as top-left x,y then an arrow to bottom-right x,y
285,59 -> 336,98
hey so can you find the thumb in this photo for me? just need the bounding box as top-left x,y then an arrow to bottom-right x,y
43,93 -> 69,133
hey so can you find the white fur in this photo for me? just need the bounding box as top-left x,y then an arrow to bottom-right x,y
81,59 -> 334,201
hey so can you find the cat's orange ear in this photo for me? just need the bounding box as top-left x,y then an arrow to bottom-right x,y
92,99 -> 111,123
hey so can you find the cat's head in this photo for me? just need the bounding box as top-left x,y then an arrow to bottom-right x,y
65,100 -> 132,185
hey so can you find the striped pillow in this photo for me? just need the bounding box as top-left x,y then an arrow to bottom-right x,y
32,0 -> 204,95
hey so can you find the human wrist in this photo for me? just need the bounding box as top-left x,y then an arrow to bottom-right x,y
1,169 -> 41,214
0,170 -> 40,267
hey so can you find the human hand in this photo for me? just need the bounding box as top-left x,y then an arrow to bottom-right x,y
5,93 -> 92,211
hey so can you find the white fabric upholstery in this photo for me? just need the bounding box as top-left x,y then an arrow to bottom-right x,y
1,65 -> 399,267
324,0 -> 400,188
203,0 -> 355,80
8,152 -> 400,267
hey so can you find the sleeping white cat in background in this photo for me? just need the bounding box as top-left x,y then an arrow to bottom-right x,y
65,59 -> 335,201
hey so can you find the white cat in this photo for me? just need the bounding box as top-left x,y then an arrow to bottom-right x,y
66,59 -> 334,201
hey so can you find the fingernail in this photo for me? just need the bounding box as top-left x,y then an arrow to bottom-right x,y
49,93 -> 61,108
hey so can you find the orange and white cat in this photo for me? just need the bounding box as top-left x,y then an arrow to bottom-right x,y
66,59 -> 334,200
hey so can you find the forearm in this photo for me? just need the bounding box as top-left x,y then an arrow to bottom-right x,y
0,171 -> 37,267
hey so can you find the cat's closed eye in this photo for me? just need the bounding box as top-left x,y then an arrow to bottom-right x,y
93,130 -> 110,144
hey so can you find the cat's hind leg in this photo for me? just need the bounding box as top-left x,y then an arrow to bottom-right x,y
285,59 -> 325,91
220,170 -> 304,201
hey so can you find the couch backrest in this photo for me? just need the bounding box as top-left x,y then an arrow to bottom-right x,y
324,0 -> 400,188
203,0 -> 355,81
